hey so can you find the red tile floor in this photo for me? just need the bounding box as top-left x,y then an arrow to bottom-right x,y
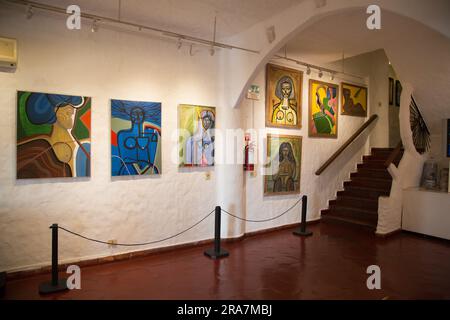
3,222 -> 450,300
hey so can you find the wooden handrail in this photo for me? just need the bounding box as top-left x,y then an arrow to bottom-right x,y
315,114 -> 378,176
384,141 -> 403,168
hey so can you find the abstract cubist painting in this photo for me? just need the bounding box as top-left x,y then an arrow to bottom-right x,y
17,91 -> 91,179
264,134 -> 302,196
341,82 -> 368,117
178,104 -> 215,167
266,63 -> 302,129
111,99 -> 161,176
309,80 -> 339,138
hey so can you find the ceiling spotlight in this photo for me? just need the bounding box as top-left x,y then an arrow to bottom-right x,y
91,20 -> 99,33
306,66 -> 311,75
177,39 -> 182,50
318,70 -> 323,78
209,47 -> 215,56
330,73 -> 335,80
26,5 -> 33,20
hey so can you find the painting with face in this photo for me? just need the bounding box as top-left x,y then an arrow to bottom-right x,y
266,64 -> 302,129
178,104 -> 216,167
264,134 -> 302,195
309,80 -> 339,138
111,99 -> 161,176
17,91 -> 91,178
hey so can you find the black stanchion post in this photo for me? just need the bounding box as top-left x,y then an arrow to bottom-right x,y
204,206 -> 229,259
39,224 -> 68,294
293,195 -> 313,237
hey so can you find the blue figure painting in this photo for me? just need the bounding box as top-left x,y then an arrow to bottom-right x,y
111,99 -> 161,176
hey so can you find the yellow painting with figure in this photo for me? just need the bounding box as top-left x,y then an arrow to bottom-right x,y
341,82 -> 367,117
308,80 -> 339,138
265,64 -> 302,129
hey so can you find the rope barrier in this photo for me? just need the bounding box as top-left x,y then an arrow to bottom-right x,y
56,198 -> 302,247
221,198 -> 302,223
39,196 -> 309,293
58,209 -> 215,247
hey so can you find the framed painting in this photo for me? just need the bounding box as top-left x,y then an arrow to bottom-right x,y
309,79 -> 339,138
447,119 -> 450,158
111,99 -> 161,176
341,82 -> 367,117
395,80 -> 402,107
17,91 -> 91,179
178,104 -> 215,167
264,134 -> 302,195
265,63 -> 302,129
389,77 -> 394,105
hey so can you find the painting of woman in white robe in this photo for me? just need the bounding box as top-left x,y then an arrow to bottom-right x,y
179,105 -> 215,167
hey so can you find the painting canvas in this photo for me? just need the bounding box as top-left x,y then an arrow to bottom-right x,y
265,63 -> 302,129
178,104 -> 215,167
447,119 -> 450,158
264,134 -> 302,195
17,91 -> 91,179
389,77 -> 394,105
395,80 -> 402,107
341,82 -> 367,117
111,99 -> 161,176
309,80 -> 339,138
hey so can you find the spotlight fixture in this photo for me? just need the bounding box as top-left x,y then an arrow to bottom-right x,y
330,73 -> 335,80
177,39 -> 182,50
26,5 -> 33,20
306,66 -> 311,75
91,19 -> 99,33
318,70 -> 323,78
209,47 -> 215,56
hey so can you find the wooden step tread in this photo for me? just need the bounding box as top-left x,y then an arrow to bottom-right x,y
321,214 -> 376,229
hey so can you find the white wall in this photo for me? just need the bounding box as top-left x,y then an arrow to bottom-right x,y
0,8 -> 222,272
327,50 -> 390,148
239,60 -> 372,234
0,6 -> 387,272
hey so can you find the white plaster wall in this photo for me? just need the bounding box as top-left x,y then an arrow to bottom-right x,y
0,8 -> 223,272
327,50 -> 390,148
239,60 -> 372,233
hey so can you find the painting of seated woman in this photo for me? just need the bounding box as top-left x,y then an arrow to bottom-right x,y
16,91 -> 91,179
264,134 -> 302,195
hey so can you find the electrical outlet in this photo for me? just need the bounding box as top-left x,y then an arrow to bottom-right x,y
107,240 -> 117,247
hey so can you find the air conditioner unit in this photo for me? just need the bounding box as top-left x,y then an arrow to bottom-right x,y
0,37 -> 17,72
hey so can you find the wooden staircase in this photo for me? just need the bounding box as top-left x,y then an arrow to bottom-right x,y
321,148 -> 404,231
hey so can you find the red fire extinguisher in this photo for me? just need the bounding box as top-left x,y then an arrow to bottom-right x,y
244,133 -> 254,171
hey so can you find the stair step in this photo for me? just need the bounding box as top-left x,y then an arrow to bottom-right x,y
330,196 -> 378,211
344,178 -> 392,190
351,171 -> 392,180
357,162 -> 386,170
321,213 -> 377,230
339,186 -> 390,199
363,154 -> 404,162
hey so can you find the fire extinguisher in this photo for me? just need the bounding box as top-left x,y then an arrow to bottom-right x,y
244,133 -> 255,171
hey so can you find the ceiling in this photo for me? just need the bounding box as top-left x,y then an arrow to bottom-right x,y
32,0 -> 305,39
282,9 -> 389,66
